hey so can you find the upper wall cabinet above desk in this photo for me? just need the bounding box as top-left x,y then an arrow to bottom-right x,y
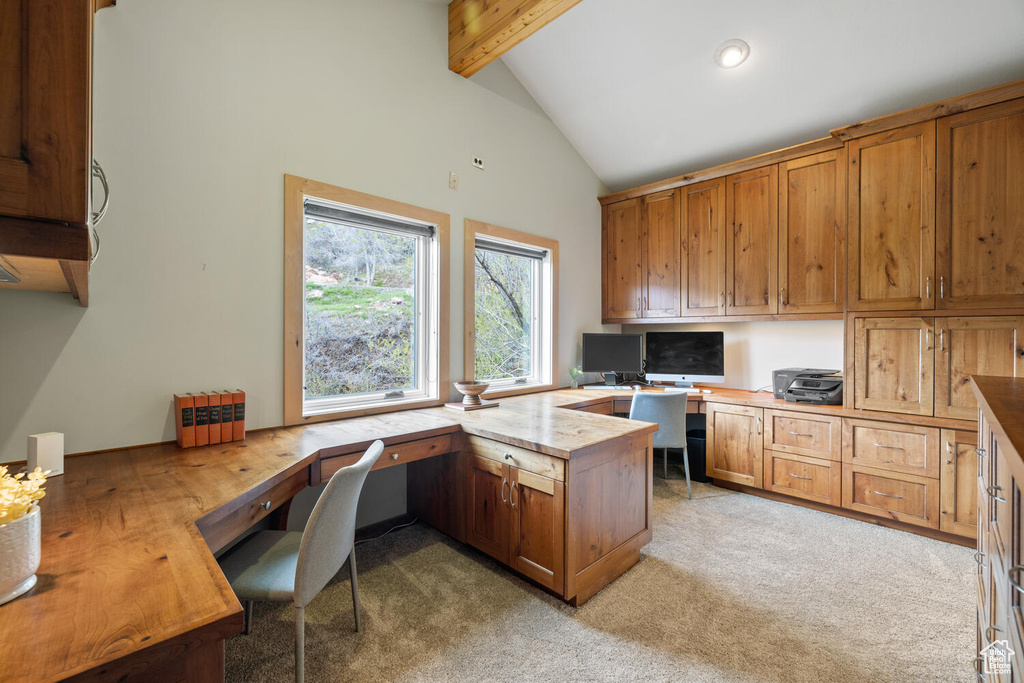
681,179 -> 726,316
726,166 -> 778,316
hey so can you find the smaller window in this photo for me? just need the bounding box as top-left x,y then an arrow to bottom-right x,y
465,220 -> 558,397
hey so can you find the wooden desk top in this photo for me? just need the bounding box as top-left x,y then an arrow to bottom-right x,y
973,376 -> 1024,464
0,393 -> 655,683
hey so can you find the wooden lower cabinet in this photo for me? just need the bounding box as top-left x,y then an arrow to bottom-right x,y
939,428 -> 979,538
466,453 -> 510,563
509,468 -> 565,592
763,451 -> 840,506
706,403 -> 763,487
841,463 -> 940,529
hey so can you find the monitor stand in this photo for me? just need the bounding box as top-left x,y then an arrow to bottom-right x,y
669,381 -> 694,388
603,372 -> 621,386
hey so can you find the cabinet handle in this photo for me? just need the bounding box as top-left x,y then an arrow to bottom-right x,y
504,452 -> 512,460
1009,565 -> 1024,596
939,329 -> 945,352
873,443 -> 905,451
939,276 -> 944,299
946,441 -> 953,465
788,431 -> 814,438
974,551 -> 987,569
720,291 -> 725,308
925,328 -> 932,351
886,272 -> 896,287
780,288 -> 788,306
987,485 -> 1006,504
642,296 -> 648,311
871,490 -> 903,499
925,276 -> 931,299
501,478 -> 509,505
756,417 -> 762,434
90,159 -> 110,265
986,625 -> 1003,644
510,481 -> 518,510
976,655 -> 986,681
261,500 -> 272,511
636,296 -> 641,313
977,448 -> 988,458
789,473 -> 813,481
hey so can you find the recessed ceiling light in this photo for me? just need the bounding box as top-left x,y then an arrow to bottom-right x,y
715,39 -> 750,69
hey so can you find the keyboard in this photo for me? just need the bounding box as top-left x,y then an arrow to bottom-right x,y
662,387 -> 701,394
582,385 -> 634,391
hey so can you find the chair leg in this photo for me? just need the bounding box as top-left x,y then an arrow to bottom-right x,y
295,605 -> 304,683
349,548 -> 361,633
243,600 -> 253,635
682,445 -> 692,500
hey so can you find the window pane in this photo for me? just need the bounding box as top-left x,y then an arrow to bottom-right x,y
304,219 -> 417,399
474,248 -> 534,380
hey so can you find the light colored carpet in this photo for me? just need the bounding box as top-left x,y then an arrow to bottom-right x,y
225,477 -> 975,682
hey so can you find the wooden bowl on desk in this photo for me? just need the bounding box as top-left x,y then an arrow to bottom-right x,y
450,381 -> 498,410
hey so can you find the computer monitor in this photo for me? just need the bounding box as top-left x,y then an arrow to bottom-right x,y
645,331 -> 725,387
581,333 -> 643,386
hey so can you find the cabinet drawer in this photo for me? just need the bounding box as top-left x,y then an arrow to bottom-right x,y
842,419 -> 940,478
841,464 -> 939,529
578,401 -> 614,415
763,451 -> 840,506
320,434 -> 453,483
465,435 -> 565,482
764,410 -> 841,460
199,467 -> 310,552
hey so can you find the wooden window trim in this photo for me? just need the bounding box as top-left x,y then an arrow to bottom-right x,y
284,174 -> 450,426
464,218 -> 559,399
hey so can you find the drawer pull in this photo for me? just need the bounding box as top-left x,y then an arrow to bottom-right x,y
873,443 -> 904,451
510,481 -> 518,510
871,490 -> 903,499
788,431 -> 814,438
261,500 -> 272,511
977,447 -> 987,458
501,478 -> 509,505
987,485 -> 1007,504
788,473 -> 813,481
391,453 -> 400,461
946,441 -> 953,465
504,452 -> 513,460
986,625 -> 1002,644
974,552 -> 987,569
975,655 -> 986,681
1009,565 -> 1024,595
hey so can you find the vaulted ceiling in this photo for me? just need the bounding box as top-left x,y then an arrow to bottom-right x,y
498,0 -> 1024,192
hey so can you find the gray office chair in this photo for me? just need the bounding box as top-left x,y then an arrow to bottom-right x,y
219,440 -> 384,683
629,392 -> 691,499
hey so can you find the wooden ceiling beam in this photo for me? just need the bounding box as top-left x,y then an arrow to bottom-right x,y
449,0 -> 583,78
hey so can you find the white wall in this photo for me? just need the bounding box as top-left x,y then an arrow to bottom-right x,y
623,320 -> 845,391
0,0 -> 607,527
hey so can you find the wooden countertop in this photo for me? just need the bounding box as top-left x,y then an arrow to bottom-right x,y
973,376 -> 1024,464
0,393 -> 656,683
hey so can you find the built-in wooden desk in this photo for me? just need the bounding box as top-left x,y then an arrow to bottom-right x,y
0,391 -> 656,683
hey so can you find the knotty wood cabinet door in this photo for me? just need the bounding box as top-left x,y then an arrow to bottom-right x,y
0,0 -> 92,224
641,189 -> 681,318
726,166 -> 777,315
706,403 -> 763,488
509,468 -> 565,593
939,428 -> 978,538
937,98 -> 1024,309
854,317 -> 934,416
935,316 -> 1024,420
602,198 -> 642,320
681,178 -> 726,316
847,122 -> 936,311
778,149 -> 846,314
466,453 -> 510,563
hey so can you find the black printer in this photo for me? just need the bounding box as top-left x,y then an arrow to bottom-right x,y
772,368 -> 843,405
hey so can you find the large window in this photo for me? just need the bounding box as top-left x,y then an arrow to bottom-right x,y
464,219 -> 557,397
285,176 -> 449,424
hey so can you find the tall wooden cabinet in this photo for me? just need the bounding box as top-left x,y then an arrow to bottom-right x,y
681,178 -> 726,316
847,122 -> 936,311
938,98 -> 1024,310
778,149 -> 846,314
726,166 -> 778,315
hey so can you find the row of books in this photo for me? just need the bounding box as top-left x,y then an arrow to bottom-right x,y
174,390 -> 245,448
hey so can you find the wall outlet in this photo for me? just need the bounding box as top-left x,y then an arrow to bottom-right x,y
449,171 -> 458,190
472,156 -> 485,170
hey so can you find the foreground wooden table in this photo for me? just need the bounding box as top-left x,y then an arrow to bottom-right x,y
0,389 -> 656,683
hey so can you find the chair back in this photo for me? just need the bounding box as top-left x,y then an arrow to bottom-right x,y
294,440 -> 383,607
629,392 -> 689,449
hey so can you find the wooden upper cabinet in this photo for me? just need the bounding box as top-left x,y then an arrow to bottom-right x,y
778,149 -> 846,314
935,316 -> 1024,420
937,98 -> 1024,309
848,122 -> 936,311
601,198 -> 642,320
0,0 -> 92,224
854,317 -> 934,416
641,190 -> 680,318
706,403 -> 763,488
726,166 -> 778,315
681,178 -> 726,316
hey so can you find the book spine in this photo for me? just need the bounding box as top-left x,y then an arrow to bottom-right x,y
194,392 -> 210,447
174,394 -> 195,448
232,390 -> 246,441
220,392 -> 235,441
207,392 -> 221,445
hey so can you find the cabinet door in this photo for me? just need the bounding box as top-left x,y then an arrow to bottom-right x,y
778,149 -> 846,314
601,198 -> 642,320
848,122 -> 936,311
940,428 -> 979,538
466,454 -> 509,563
681,178 -> 726,316
0,0 -> 91,224
509,468 -> 565,593
641,190 -> 680,318
854,317 -> 934,416
726,166 -> 778,315
706,403 -> 763,487
936,317 -> 1024,420
937,98 -> 1024,310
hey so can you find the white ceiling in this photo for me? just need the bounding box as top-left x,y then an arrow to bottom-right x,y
500,0 -> 1024,193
